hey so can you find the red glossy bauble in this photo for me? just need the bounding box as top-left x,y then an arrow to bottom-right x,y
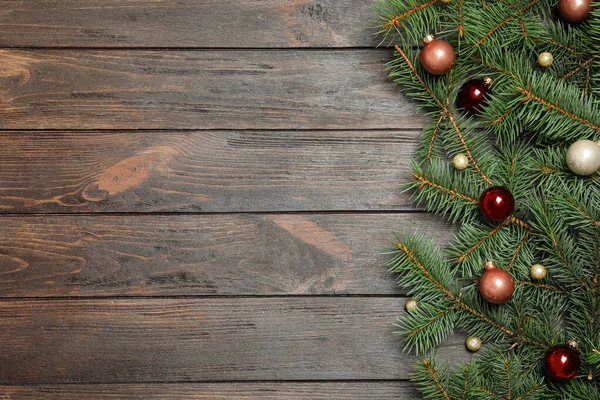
420,35 -> 455,75
544,344 -> 580,380
458,78 -> 491,114
479,186 -> 514,221
479,262 -> 514,304
559,0 -> 592,23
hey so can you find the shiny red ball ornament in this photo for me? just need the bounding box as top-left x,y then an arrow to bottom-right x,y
458,77 -> 491,114
559,0 -> 592,23
479,262 -> 514,304
420,35 -> 455,75
479,186 -> 514,221
544,342 -> 580,380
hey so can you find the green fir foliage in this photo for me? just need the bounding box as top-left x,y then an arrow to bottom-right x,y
374,0 -> 600,398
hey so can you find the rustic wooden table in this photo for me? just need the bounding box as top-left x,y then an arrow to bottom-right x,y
0,1 -> 463,398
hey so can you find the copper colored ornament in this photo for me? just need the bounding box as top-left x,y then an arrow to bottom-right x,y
479,261 -> 514,304
544,341 -> 580,380
559,0 -> 592,23
420,35 -> 455,75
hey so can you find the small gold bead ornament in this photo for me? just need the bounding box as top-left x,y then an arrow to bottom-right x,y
453,154 -> 469,170
530,263 -> 547,280
405,298 -> 419,313
537,52 -> 554,67
466,336 -> 482,352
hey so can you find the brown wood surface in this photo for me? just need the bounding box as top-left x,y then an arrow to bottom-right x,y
0,50 -> 422,130
0,130 -> 418,213
0,1 -> 450,397
0,382 -> 417,399
0,214 -> 452,297
0,1 -> 376,48
0,297 -> 467,384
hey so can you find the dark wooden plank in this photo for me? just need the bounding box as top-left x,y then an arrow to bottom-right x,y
0,130 -> 417,213
0,213 -> 453,297
0,297 -> 467,383
0,382 -> 417,399
0,50 -> 421,130
0,1 -> 375,48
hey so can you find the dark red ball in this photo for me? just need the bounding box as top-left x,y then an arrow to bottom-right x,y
479,186 -> 514,221
458,78 -> 490,113
544,344 -> 580,380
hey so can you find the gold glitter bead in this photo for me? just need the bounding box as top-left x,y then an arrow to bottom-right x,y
466,336 -> 482,352
537,52 -> 553,67
530,264 -> 547,280
452,154 -> 469,170
405,298 -> 419,313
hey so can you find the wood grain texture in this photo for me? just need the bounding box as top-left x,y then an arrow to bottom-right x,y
0,382 -> 417,399
0,50 -> 421,130
0,0 -> 376,48
0,213 -> 453,297
0,297 -> 468,384
0,130 -> 418,213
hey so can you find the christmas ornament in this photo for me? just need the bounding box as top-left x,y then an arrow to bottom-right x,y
544,341 -> 580,380
566,139 -> 600,176
440,0 -> 452,3
479,261 -> 514,304
466,336 -> 482,352
420,35 -> 455,75
559,0 -> 592,23
405,298 -> 419,313
479,186 -> 515,221
530,263 -> 547,280
458,77 -> 491,114
537,52 -> 554,67
452,154 -> 469,170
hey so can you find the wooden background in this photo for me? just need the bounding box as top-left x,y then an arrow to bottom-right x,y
0,1 -> 464,398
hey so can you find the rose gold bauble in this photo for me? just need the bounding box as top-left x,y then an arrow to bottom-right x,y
420,35 -> 455,75
479,262 -> 514,304
559,0 -> 592,23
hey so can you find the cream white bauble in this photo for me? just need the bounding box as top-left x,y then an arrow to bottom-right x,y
566,140 -> 600,176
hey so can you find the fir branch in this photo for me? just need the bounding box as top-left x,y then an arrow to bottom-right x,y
395,241 -> 454,298
507,216 -> 532,230
507,231 -> 531,270
423,359 -> 452,400
427,113 -> 446,159
504,358 -> 512,399
406,304 -> 460,338
470,0 -> 540,50
514,384 -> 540,400
448,113 -> 493,184
559,56 -> 595,81
383,0 -> 441,29
413,173 -> 478,203
456,220 -> 508,264
515,280 -> 568,294
394,44 -> 445,109
535,38 -> 585,58
515,85 -> 600,132
458,0 -> 464,37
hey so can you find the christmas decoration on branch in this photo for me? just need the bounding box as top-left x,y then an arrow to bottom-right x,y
374,0 -> 600,397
